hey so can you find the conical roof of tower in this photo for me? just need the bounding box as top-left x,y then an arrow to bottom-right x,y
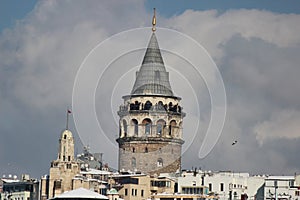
131,33 -> 174,96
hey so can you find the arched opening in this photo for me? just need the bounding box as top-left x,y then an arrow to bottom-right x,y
132,157 -> 136,168
157,158 -> 163,167
122,119 -> 127,137
131,119 -> 138,135
64,134 -> 67,139
142,118 -> 152,135
168,102 -> 173,111
169,120 -> 177,136
145,147 -> 148,153
144,100 -> 152,110
132,147 -> 135,153
156,119 -> 166,135
157,101 -> 165,111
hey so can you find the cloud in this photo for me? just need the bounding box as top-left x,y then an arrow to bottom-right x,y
1,1 -> 300,176
255,110 -> 300,145
165,9 -> 300,61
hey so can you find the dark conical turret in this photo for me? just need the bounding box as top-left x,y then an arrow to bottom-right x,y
131,33 -> 174,96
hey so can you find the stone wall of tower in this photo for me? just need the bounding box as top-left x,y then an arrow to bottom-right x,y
118,139 -> 182,173
48,161 -> 80,198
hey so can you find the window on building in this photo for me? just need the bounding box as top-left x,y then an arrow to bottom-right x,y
145,123 -> 151,134
64,134 -> 67,139
220,183 -> 224,191
54,180 -> 61,189
234,191 -> 238,197
141,189 -> 144,197
209,183 -> 212,192
169,120 -> 177,136
142,118 -> 152,135
135,189 -> 137,196
166,181 -> 171,187
157,158 -> 163,167
157,119 -> 166,135
132,188 -> 134,196
145,147 -> 148,153
68,156 -> 71,161
132,147 -> 135,153
144,101 -> 152,110
123,120 -> 127,135
125,189 -> 128,196
131,119 -> 138,135
67,164 -> 71,169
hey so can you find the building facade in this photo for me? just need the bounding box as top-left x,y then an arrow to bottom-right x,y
40,129 -> 81,199
116,13 -> 185,174
1,175 -> 39,200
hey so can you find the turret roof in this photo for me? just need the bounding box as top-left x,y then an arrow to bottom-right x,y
131,33 -> 173,96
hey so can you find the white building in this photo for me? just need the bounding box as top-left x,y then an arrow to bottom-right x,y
178,170 -> 265,200
264,176 -> 296,200
178,171 -> 208,195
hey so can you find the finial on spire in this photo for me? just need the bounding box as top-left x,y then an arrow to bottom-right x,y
66,108 -> 72,130
152,8 -> 156,32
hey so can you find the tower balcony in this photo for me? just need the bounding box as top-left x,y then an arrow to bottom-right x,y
118,102 -> 185,117
116,136 -> 184,145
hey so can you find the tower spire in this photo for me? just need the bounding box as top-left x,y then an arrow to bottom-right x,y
152,8 -> 156,32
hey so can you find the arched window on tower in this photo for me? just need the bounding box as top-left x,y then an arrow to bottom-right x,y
146,123 -> 151,135
132,157 -> 136,168
157,158 -> 163,167
142,118 -> 152,135
122,120 -> 127,137
157,119 -> 166,135
169,120 -> 177,136
131,119 -> 138,136
144,101 -> 152,110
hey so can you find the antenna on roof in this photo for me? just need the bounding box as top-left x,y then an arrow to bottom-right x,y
152,8 -> 156,32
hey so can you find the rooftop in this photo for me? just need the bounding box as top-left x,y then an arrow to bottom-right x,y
131,33 -> 174,97
51,187 -> 108,200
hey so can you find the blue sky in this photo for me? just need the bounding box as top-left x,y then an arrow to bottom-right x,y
1,0 -> 300,31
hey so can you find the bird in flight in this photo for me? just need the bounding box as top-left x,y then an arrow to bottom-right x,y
232,140 -> 237,145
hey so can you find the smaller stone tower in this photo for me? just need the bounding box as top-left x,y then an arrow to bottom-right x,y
47,111 -> 80,198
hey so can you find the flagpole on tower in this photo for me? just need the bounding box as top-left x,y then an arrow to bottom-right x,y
66,108 -> 71,130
